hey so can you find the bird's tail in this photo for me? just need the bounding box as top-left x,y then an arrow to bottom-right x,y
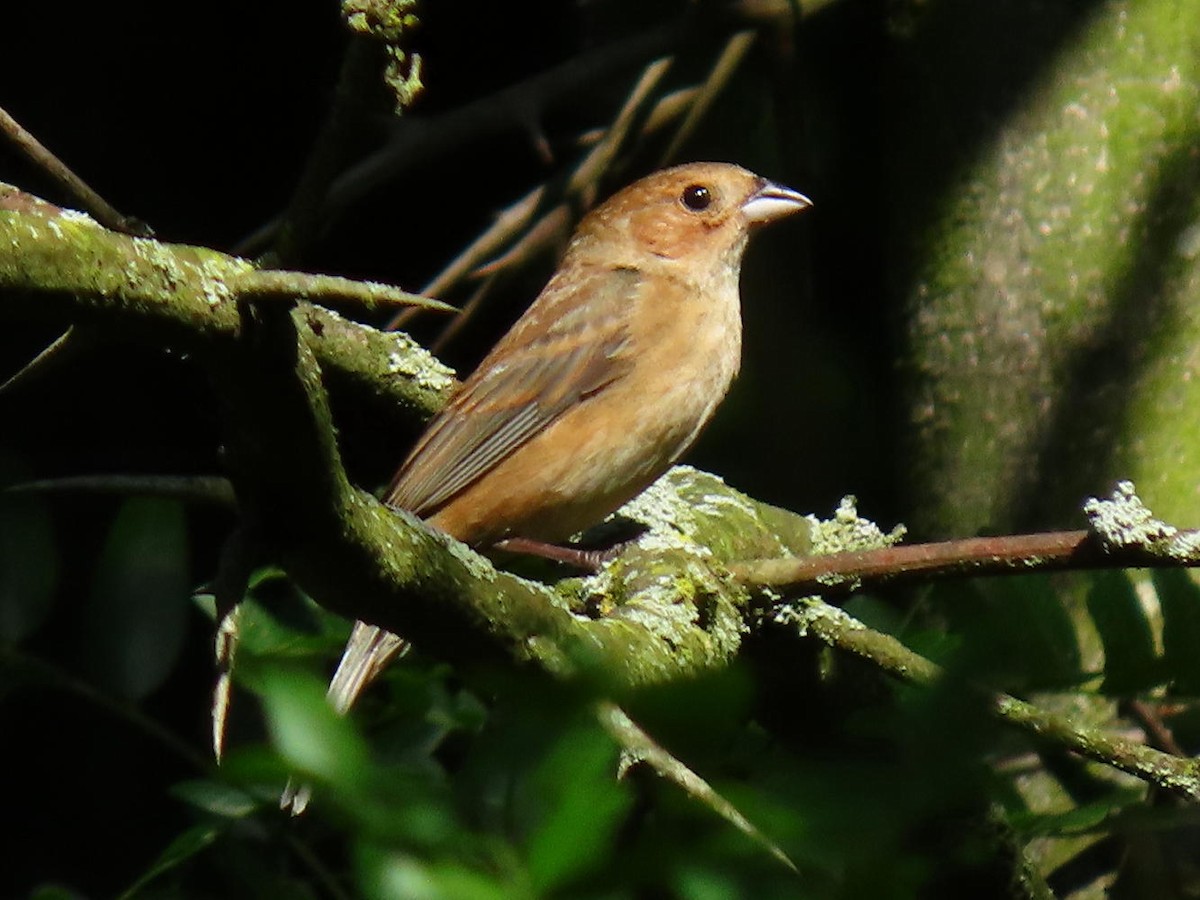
279,621 -> 410,814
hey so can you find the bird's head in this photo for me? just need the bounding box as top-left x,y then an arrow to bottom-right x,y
571,162 -> 812,269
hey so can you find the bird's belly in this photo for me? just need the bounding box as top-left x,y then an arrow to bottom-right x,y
428,342 -> 735,545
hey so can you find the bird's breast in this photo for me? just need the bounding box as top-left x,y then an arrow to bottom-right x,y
425,270 -> 743,545
620,270 -> 742,457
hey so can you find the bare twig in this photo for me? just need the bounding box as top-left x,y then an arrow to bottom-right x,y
731,531 -> 1096,595
429,273 -> 496,356
660,30 -> 757,164
0,104 -> 151,237
598,701 -> 797,873
1123,699 -> 1186,758
232,268 -> 453,313
386,54 -> 675,331
0,327 -> 82,395
730,529 -> 1200,596
237,24 -> 682,256
6,474 -> 237,506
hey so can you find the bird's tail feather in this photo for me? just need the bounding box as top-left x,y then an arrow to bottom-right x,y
279,621 -> 410,814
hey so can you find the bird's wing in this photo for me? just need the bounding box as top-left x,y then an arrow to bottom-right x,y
386,265 -> 641,516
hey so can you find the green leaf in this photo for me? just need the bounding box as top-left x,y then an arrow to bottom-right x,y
171,778 -> 257,819
86,497 -> 189,699
116,823 -> 221,900
0,453 -> 59,642
357,844 -> 514,900
1087,571 -> 1160,693
253,662 -> 371,798
525,724 -> 631,893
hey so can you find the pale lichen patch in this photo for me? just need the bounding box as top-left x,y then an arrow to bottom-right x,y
806,496 -> 906,557
772,596 -> 867,634
383,331 -> 456,392
58,209 -> 98,227
1084,480 -> 1200,560
618,466 -> 719,541
197,257 -> 237,307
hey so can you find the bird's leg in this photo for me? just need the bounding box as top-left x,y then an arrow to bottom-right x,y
491,536 -> 629,573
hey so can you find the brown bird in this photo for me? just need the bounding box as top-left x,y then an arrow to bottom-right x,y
282,162 -> 810,812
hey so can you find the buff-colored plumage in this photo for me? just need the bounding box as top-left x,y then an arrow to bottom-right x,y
282,163 -> 810,813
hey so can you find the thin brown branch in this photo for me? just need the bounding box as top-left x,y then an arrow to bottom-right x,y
0,104 -> 151,237
6,474 -> 237,507
429,273 -> 496,356
232,269 -> 453,313
0,326 -> 82,394
1123,699 -> 1187,757
660,30 -> 757,164
598,701 -> 797,873
385,54 -> 675,331
237,24 -> 682,256
731,529 -> 1200,596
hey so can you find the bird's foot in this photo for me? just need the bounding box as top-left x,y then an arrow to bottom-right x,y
491,536 -> 629,573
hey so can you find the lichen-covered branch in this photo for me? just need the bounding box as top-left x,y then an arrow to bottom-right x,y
205,296 -> 814,690
0,186 -> 815,689
7,181 -> 1200,799
776,597 -> 1200,802
733,484 -> 1200,596
0,187 -> 455,426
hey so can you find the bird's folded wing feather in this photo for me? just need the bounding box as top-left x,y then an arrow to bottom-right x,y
385,266 -> 641,515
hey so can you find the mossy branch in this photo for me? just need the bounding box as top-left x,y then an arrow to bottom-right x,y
6,184 -> 1200,801
0,185 -> 455,425
777,597 -> 1200,802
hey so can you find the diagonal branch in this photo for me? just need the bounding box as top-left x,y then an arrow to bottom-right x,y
10,179 -> 1200,805
0,104 -> 151,237
0,188 -> 456,427
780,597 -> 1200,801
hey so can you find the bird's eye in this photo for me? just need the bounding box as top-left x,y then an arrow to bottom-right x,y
680,184 -> 712,212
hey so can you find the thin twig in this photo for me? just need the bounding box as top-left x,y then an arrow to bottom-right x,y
597,701 -> 797,873
660,30 -> 757,164
237,24 -> 682,255
728,530 -> 1191,596
429,273 -> 496,356
0,646 -> 209,771
386,86 -> 700,336
386,55 -> 675,331
233,269 -> 454,312
0,104 -> 151,237
1123,699 -> 1186,758
6,474 -> 238,507
0,327 -> 81,395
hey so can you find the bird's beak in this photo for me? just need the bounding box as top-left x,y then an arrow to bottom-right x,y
742,179 -> 813,224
